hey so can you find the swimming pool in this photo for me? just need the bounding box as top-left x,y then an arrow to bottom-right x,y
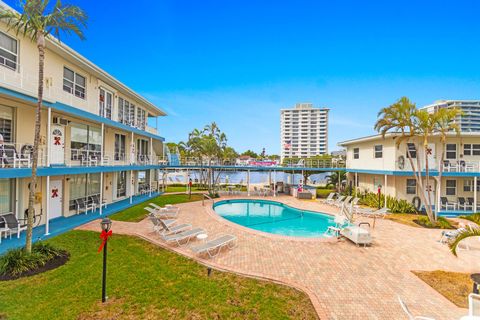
213,199 -> 335,238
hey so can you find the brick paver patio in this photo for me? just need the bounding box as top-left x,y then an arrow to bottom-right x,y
79,195 -> 480,319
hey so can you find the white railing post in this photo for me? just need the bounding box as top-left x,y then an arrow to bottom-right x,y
45,176 -> 50,235
101,123 -> 104,166
99,172 -> 103,215
46,107 -> 51,167
475,176 -> 478,212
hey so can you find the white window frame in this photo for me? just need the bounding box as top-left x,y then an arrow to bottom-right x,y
374,145 -> 383,158
464,179 -> 473,192
0,31 -> 18,71
63,67 -> 86,99
98,88 -> 113,119
353,148 -> 359,159
446,179 -> 456,196
406,179 -> 417,195
463,144 -> 480,156
446,144 -> 457,160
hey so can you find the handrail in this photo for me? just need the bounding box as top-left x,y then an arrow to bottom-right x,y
202,193 -> 214,206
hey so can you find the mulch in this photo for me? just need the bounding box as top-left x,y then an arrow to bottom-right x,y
0,252 -> 70,281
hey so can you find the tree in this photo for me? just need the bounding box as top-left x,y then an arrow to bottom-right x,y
375,97 -> 437,222
375,97 -> 462,223
241,150 -> 258,158
449,226 -> 480,256
433,108 -> 461,220
1,0 -> 87,253
326,171 -> 346,191
222,146 -> 238,161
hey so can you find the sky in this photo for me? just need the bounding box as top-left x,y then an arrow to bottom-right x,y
7,0 -> 480,154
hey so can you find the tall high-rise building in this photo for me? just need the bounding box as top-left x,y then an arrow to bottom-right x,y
280,103 -> 329,160
421,100 -> 480,132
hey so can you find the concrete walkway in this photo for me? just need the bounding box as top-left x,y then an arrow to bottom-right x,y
78,196 -> 480,320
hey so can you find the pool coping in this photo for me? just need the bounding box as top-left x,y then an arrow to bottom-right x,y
206,197 -> 339,243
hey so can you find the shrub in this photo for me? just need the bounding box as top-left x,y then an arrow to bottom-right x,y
415,216 -> 454,229
316,188 -> 335,198
460,213 -> 480,225
0,242 -> 66,277
359,192 -> 417,213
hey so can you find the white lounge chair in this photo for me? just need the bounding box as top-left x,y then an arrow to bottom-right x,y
321,192 -> 335,204
325,193 -> 337,205
150,203 -> 180,214
331,195 -> 346,207
160,228 -> 206,246
335,195 -> 352,208
157,218 -> 192,236
148,215 -> 176,233
398,296 -> 435,320
190,234 -> 237,258
467,293 -> 480,317
145,206 -> 178,219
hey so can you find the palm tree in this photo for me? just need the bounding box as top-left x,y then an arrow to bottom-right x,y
375,97 -> 437,222
449,226 -> 480,256
326,171 -> 346,191
0,0 -> 87,253
433,108 -> 461,219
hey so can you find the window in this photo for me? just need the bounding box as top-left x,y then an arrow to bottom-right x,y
353,148 -> 359,159
137,170 -> 150,193
0,178 -> 13,215
0,105 -> 13,142
446,179 -> 456,196
70,123 -> 102,160
68,173 -> 100,210
406,179 -> 417,195
463,144 -> 480,156
446,144 -> 457,160
136,108 -> 146,130
63,67 -> 86,99
98,88 -> 112,119
464,179 -> 473,192
406,143 -> 417,158
117,97 -> 135,126
0,32 -> 17,70
374,145 -> 383,158
137,139 -> 149,163
114,134 -> 126,161
116,171 -> 127,198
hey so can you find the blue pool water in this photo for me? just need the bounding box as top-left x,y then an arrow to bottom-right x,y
213,199 -> 335,237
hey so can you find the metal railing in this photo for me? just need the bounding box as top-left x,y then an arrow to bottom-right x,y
202,193 -> 214,206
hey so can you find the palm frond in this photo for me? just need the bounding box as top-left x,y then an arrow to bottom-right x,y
449,226 -> 480,256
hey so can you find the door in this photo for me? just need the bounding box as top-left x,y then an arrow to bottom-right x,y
427,143 -> 436,170
50,124 -> 65,165
49,179 -> 63,219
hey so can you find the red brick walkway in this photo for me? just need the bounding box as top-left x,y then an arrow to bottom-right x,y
78,196 -> 480,319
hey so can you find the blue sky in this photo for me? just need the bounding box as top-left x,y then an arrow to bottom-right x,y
8,0 -> 480,154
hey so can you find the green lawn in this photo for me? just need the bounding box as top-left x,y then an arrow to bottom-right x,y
164,186 -> 204,193
111,194 -> 204,222
0,231 -> 317,320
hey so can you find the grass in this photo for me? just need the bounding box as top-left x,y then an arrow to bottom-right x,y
164,186 -> 205,193
316,188 -> 335,198
460,212 -> 480,225
385,214 -> 457,229
413,270 -> 473,308
111,194 -> 204,222
0,231 -> 318,320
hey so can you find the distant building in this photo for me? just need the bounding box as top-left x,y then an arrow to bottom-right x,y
421,100 -> 480,132
280,103 -> 329,160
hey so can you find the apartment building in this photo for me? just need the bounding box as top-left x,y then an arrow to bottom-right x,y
339,132 -> 480,216
422,100 -> 480,132
0,4 -> 167,239
280,103 -> 329,160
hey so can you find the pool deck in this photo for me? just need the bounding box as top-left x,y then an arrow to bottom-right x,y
78,195 -> 480,320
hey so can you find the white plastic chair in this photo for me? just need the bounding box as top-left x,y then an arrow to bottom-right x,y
398,296 -> 435,320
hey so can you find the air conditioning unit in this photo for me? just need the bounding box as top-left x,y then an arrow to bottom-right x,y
52,116 -> 69,126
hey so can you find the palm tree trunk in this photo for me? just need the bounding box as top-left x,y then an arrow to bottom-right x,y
26,33 -> 45,254
436,142 -> 446,221
424,143 -> 435,221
